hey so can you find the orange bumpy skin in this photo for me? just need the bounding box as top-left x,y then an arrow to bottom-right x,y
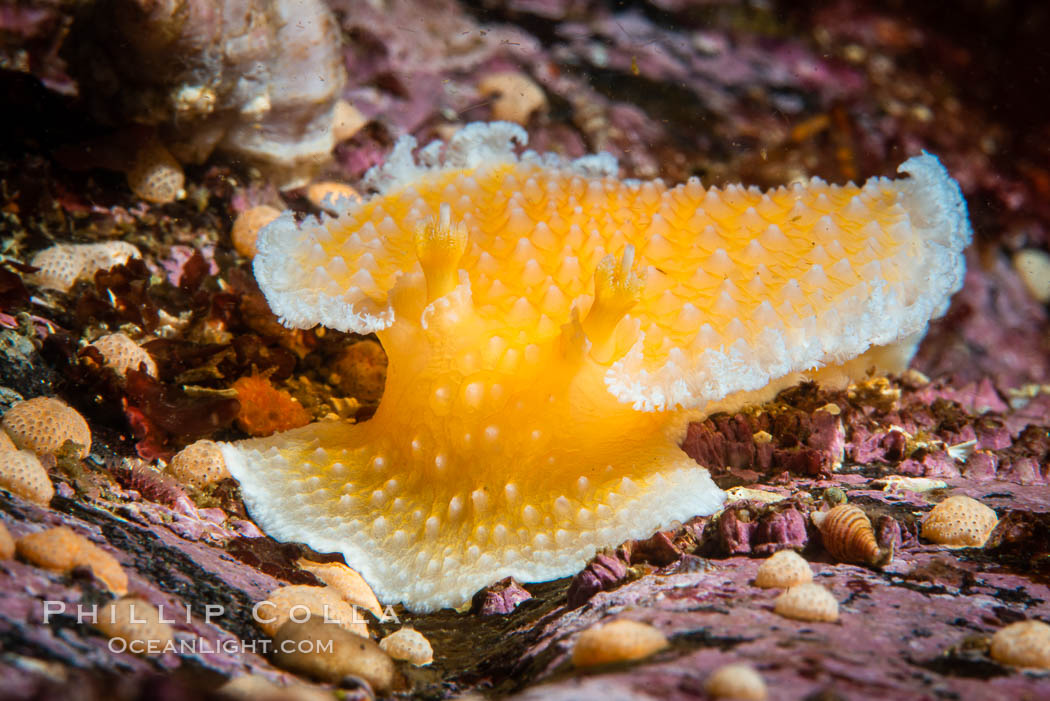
220,122 -> 971,611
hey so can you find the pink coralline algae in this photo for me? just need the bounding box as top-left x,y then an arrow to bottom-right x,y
708,501 -> 809,557
984,511 -> 1050,567
752,507 -> 809,556
567,552 -> 629,608
681,370 -> 1049,488
682,404 -> 845,479
896,450 -> 961,479
875,515 -> 906,553
472,576 -> 533,615
627,530 -> 684,568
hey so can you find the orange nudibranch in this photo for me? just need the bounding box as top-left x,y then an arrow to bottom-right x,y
220,122 -> 971,610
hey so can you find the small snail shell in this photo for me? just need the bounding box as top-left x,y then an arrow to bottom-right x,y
812,504 -> 893,568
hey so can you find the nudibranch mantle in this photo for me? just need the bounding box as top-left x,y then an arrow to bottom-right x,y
221,121 -> 971,611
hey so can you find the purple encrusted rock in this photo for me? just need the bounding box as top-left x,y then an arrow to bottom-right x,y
962,451 -> 999,480
752,507 -> 808,556
984,510 -> 1050,562
629,530 -> 683,567
716,502 -> 758,555
472,576 -> 533,615
807,409 -> 846,465
566,552 -> 628,608
875,515 -> 903,552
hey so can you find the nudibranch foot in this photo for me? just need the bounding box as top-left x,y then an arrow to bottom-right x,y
224,121 -> 971,611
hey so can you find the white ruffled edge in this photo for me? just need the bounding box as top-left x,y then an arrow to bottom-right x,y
605,152 -> 972,412
254,121 -> 620,334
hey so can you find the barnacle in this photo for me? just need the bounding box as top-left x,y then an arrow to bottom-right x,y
331,100 -> 368,143
87,333 -> 158,377
305,182 -> 361,213
221,122 -> 971,610
571,619 -> 669,667
921,495 -> 998,548
255,585 -> 368,638
812,503 -> 893,568
0,521 -> 14,560
94,598 -> 175,655
296,558 -> 383,618
754,549 -> 812,589
1013,249 -> 1050,303
28,241 -> 140,293
705,663 -> 768,701
271,617 -> 398,690
167,439 -> 230,489
2,397 -> 91,459
232,206 -> 282,260
126,138 -> 185,204
16,526 -> 128,594
478,72 -> 548,125
989,620 -> 1050,670
379,627 -> 434,666
773,582 -> 839,622
0,450 -> 54,506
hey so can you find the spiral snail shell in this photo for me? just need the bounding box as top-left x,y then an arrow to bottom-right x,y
812,504 -> 893,568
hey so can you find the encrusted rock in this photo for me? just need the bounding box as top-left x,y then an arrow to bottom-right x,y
571,619 -> 669,668
567,552 -> 628,608
472,576 -> 533,615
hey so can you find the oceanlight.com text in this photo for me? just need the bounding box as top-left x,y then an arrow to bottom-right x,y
108,637 -> 334,656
